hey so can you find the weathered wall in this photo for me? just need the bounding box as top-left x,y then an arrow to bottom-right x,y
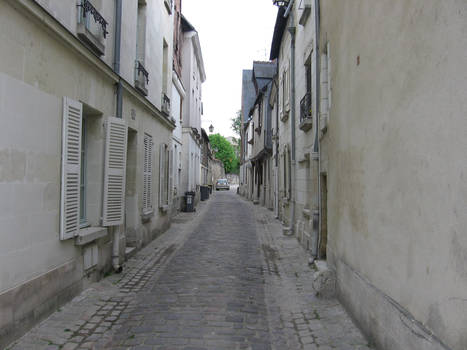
0,0 -> 174,346
320,1 -> 467,349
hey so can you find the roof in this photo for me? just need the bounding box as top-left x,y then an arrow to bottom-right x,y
181,14 -> 196,33
241,70 -> 256,123
252,61 -> 277,80
270,7 -> 287,60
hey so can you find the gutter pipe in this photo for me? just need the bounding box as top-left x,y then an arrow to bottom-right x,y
112,0 -> 123,273
285,0 -> 296,234
314,0 -> 322,259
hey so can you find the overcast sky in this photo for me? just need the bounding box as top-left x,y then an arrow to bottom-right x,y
182,0 -> 278,138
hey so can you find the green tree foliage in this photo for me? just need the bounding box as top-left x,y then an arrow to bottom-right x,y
209,133 -> 239,174
231,110 -> 242,137
230,110 -> 242,157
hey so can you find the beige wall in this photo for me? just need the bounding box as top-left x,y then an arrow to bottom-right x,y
0,0 -> 174,345
320,1 -> 467,349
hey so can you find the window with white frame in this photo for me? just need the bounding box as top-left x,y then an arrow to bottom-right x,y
159,143 -> 173,210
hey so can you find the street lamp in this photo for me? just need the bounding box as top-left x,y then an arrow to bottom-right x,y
209,124 -> 214,133
273,0 -> 289,7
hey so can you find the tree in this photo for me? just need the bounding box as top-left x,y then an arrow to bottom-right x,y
231,110 -> 242,137
230,110 -> 242,158
209,133 -> 239,174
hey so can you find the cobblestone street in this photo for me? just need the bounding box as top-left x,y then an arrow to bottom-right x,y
9,190 -> 371,350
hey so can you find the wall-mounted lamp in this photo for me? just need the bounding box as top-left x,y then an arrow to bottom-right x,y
273,0 -> 290,7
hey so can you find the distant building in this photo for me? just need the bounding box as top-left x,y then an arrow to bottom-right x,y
180,15 -> 206,207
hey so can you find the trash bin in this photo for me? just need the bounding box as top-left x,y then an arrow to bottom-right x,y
200,186 -> 209,201
183,191 -> 195,212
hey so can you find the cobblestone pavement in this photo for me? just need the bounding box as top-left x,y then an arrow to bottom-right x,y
8,190 -> 372,350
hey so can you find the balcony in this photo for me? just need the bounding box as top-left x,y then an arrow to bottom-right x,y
135,60 -> 149,96
164,0 -> 173,14
299,92 -> 313,131
161,93 -> 171,115
77,0 -> 108,56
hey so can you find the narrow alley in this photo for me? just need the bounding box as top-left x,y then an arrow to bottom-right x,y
9,189 -> 371,350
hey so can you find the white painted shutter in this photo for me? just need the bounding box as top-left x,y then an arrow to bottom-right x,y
168,148 -> 173,203
279,74 -> 283,115
60,97 -> 83,240
159,143 -> 166,208
102,117 -> 128,226
143,133 -> 153,214
285,63 -> 290,110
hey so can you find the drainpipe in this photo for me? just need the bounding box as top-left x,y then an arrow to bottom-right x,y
285,0 -> 297,234
274,76 -> 280,219
112,0 -> 123,273
313,0 -> 322,259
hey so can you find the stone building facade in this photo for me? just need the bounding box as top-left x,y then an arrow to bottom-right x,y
241,1 -> 467,349
0,0 -> 176,346
180,15 -> 206,208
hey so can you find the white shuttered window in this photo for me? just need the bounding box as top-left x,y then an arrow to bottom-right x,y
159,143 -> 172,210
60,97 -> 83,240
143,133 -> 153,215
102,117 -> 128,226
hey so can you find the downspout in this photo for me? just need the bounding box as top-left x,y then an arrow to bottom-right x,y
285,0 -> 297,234
274,75 -> 280,219
112,0 -> 123,272
313,0 -> 322,259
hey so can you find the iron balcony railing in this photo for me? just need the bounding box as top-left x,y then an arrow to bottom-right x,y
300,92 -> 312,123
136,61 -> 149,84
77,0 -> 109,39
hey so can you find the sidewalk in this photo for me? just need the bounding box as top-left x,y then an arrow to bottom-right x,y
252,201 -> 372,350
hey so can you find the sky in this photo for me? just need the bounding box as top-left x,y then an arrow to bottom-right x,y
182,0 -> 278,138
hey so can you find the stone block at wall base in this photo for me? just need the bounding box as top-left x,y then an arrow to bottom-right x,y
336,258 -> 452,350
311,260 -> 336,299
0,261 -> 83,349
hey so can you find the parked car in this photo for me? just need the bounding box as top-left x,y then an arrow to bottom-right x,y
215,179 -> 230,191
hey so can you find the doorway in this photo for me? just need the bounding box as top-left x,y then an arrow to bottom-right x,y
319,173 -> 328,259
125,129 -> 138,250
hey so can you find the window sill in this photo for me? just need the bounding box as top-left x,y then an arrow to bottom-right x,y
75,226 -> 108,246
77,23 -> 105,56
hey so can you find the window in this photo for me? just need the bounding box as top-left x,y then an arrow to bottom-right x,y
162,39 -> 169,95
136,1 -> 147,62
159,143 -> 173,210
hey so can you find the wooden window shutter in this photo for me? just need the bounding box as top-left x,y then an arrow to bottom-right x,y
143,133 -> 153,214
60,97 -> 83,240
159,143 -> 166,208
102,117 -> 128,226
168,148 -> 173,203
279,74 -> 283,115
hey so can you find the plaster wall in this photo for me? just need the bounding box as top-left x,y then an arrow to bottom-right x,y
320,1 -> 467,349
0,0 -> 174,344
